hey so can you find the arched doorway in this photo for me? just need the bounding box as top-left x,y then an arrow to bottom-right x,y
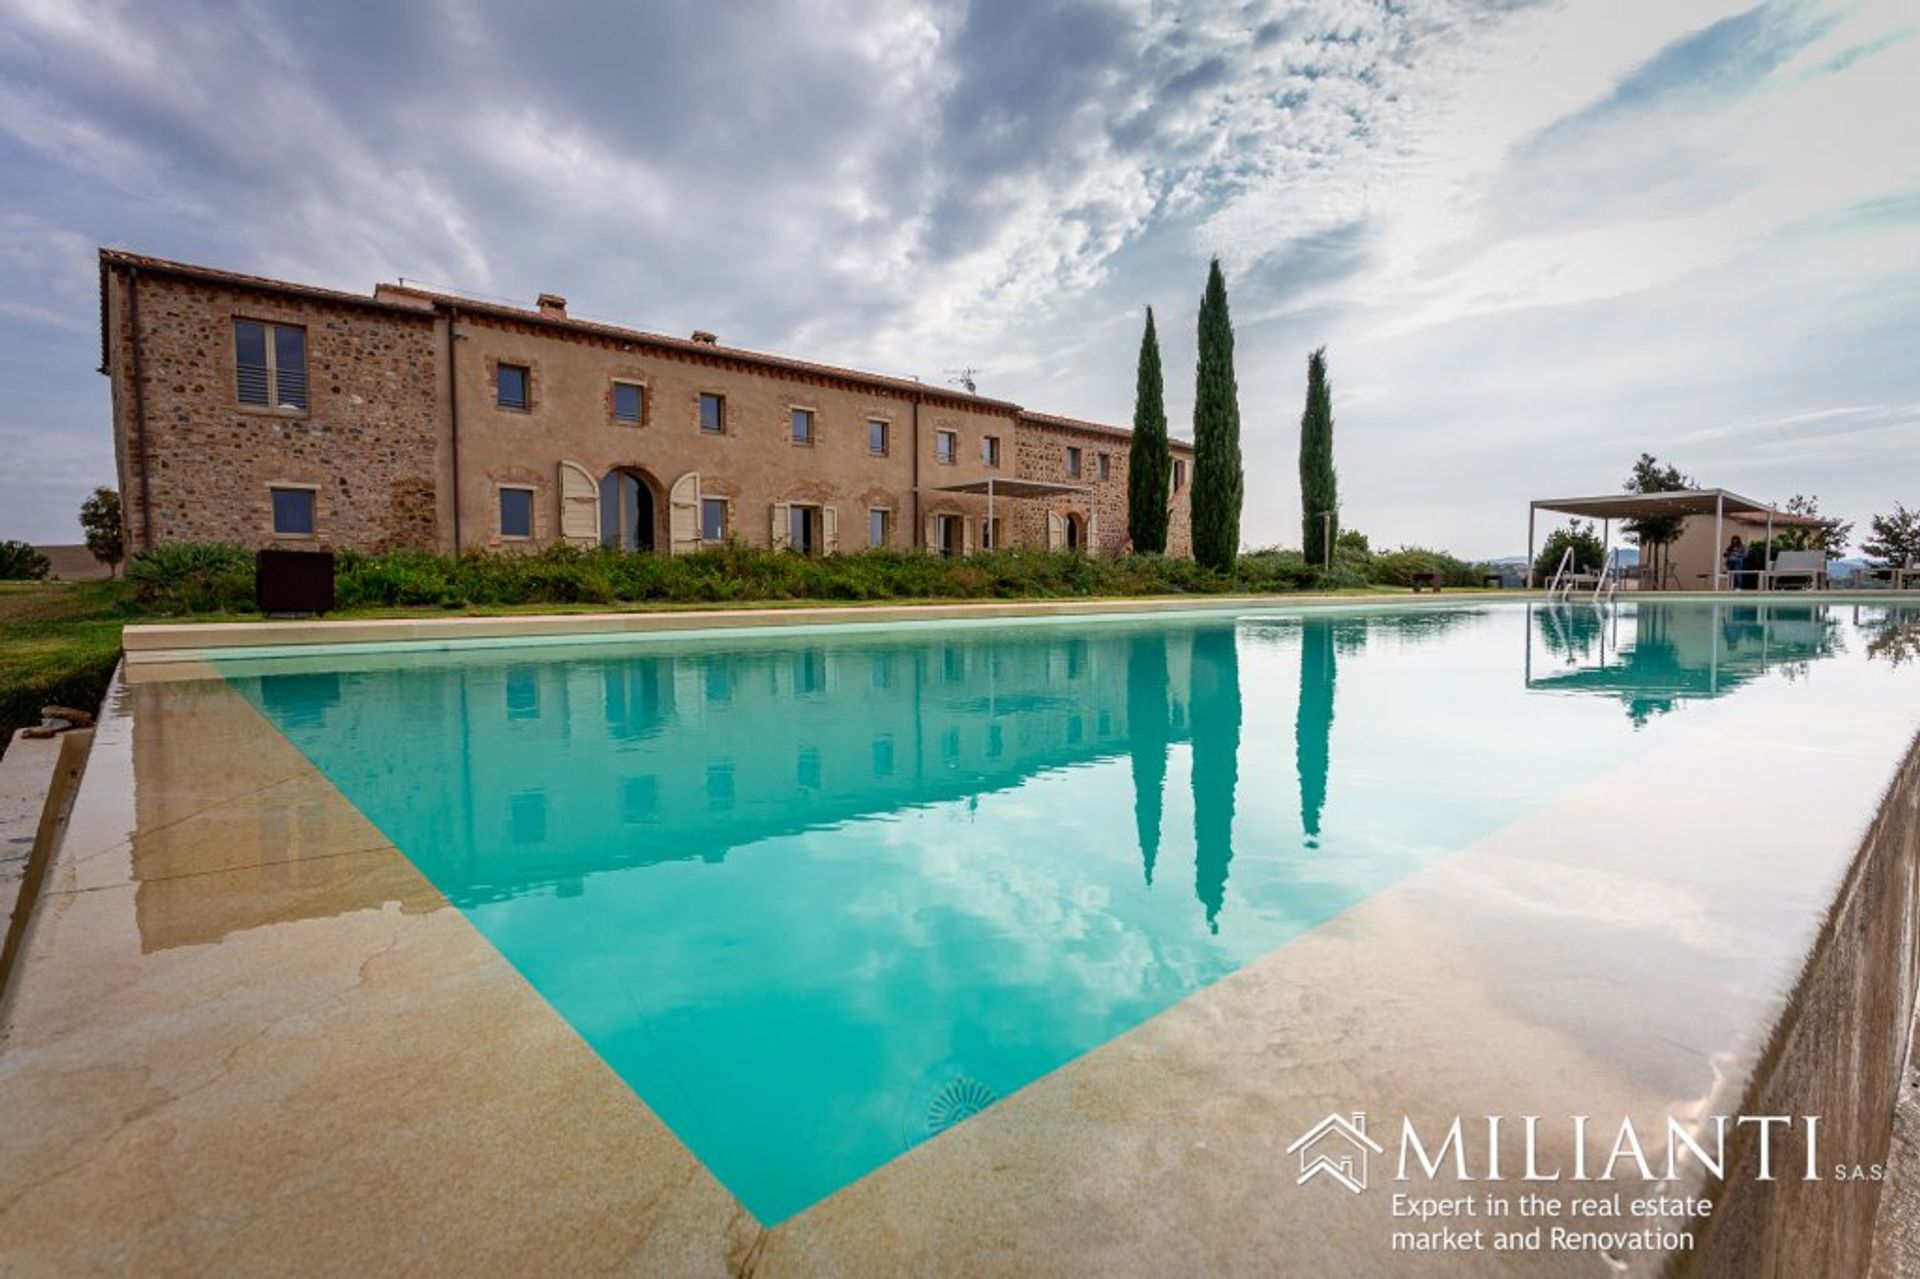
600,469 -> 657,552
1064,513 -> 1085,551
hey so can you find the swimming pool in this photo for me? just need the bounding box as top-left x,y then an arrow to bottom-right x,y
212,598 -> 1920,1226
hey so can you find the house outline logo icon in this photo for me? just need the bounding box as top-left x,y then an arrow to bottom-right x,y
1286,1112 -> 1386,1193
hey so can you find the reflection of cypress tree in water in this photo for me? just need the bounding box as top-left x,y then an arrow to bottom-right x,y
1125,633 -> 1171,886
1189,626 -> 1242,933
1296,620 -> 1336,847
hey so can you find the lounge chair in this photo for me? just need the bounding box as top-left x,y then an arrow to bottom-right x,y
1763,550 -> 1828,591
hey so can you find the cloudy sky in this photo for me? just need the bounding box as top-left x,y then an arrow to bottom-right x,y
1,0 -> 1915,555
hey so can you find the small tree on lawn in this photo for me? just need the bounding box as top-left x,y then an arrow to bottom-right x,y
1533,520 -> 1606,585
1298,346 -> 1338,567
1768,494 -> 1852,556
1127,307 -> 1171,554
1190,258 -> 1244,572
1863,503 -> 1920,567
1622,453 -> 1693,585
80,487 -> 125,577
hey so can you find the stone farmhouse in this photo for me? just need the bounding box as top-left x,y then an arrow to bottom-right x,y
98,250 -> 1194,559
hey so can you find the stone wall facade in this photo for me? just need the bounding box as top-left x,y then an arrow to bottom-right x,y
1015,414 -> 1194,558
102,252 -> 1197,560
105,264 -> 441,553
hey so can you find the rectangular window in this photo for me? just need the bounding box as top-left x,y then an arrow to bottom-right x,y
1173,458 -> 1187,490
613,381 -> 644,424
699,392 -> 726,433
868,419 -> 889,456
1065,446 -> 1082,478
937,513 -> 962,557
700,497 -> 728,543
234,320 -> 308,410
868,508 -> 888,548
496,363 -> 530,410
270,486 -> 316,536
935,429 -> 957,465
982,435 -> 1001,468
982,516 -> 1001,549
499,486 -> 534,539
789,504 -> 817,555
791,407 -> 815,445
1098,452 -> 1111,481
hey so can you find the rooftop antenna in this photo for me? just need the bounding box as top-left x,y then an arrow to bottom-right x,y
946,366 -> 980,395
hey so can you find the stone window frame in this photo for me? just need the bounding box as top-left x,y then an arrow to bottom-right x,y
867,417 -> 890,458
934,429 -> 958,466
699,494 -> 731,544
981,434 -> 1001,468
232,317 -> 311,417
497,484 -> 537,541
266,482 -> 320,540
1065,445 -> 1083,479
867,505 -> 891,548
610,378 -> 648,428
788,404 -> 818,448
1097,451 -> 1112,481
1173,458 -> 1188,491
492,359 -> 534,413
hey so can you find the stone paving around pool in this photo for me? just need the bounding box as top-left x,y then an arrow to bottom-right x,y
0,633 -> 1916,1276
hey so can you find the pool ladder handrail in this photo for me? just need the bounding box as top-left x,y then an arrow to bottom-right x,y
1547,547 -> 1574,600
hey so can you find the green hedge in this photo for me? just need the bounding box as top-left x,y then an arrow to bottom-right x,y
124,542 -> 1336,616
1368,547 -> 1485,588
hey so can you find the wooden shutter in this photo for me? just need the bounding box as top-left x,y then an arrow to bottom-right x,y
962,516 -> 973,555
822,505 -> 838,555
558,461 -> 598,547
1047,510 -> 1064,551
668,471 -> 700,555
925,513 -> 939,552
772,502 -> 792,551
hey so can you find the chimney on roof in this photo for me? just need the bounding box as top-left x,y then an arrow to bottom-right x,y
690,330 -> 718,345
537,292 -> 568,318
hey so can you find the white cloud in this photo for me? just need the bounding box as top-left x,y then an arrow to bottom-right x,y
0,0 -> 1914,551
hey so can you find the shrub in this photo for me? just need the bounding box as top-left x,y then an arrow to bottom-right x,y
127,542 -> 256,613
105,539 -> 1487,616
1371,546 -> 1481,588
0,540 -> 51,581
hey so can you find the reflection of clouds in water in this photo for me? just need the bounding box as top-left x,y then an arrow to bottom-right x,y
211,601 -> 1913,1222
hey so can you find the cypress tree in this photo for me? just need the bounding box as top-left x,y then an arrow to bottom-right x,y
1127,307 -> 1172,554
1299,346 -> 1338,566
1191,258 -> 1243,571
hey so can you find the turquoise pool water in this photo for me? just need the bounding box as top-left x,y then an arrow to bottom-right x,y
218,599 -> 1919,1223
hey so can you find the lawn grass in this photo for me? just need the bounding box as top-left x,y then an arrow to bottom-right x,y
0,579 -> 136,754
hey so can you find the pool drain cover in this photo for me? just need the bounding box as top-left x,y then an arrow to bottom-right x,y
904,1064 -> 1001,1145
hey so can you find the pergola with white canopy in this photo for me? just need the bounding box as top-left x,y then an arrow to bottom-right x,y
1526,488 -> 1826,590
924,477 -> 1097,550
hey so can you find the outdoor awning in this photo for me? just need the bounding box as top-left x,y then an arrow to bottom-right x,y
1529,489 -> 1827,526
922,479 -> 1091,498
